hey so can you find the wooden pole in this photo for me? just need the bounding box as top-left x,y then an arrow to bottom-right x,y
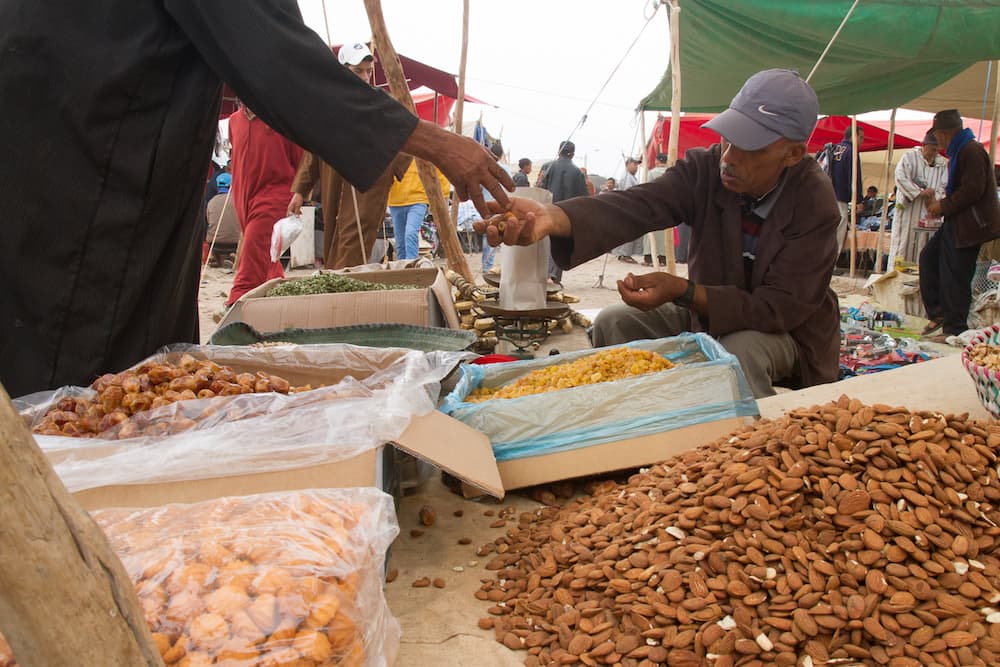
320,0 -> 332,46
849,115 -> 858,278
364,0 -> 474,282
991,60 -> 1000,167
0,386 -> 163,666
875,108 -> 896,271
448,0 -> 471,244
640,109 -> 661,270
664,0 -> 680,275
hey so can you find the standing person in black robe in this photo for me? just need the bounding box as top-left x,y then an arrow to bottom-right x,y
541,141 -> 589,285
0,0 -> 513,398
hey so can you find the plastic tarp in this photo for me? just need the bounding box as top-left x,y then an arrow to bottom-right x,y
18,344 -> 470,493
904,60 -> 997,118
640,1 -> 1000,116
439,335 -> 758,462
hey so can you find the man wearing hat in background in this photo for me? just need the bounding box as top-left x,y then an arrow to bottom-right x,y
477,69 -> 841,397
289,42 -> 412,270
205,172 -> 240,269
890,130 -> 948,266
920,109 -> 1000,337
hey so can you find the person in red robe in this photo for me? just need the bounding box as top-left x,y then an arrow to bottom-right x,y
225,107 -> 303,306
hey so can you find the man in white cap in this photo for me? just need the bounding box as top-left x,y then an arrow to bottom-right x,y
477,69 -> 841,397
288,42 -> 412,269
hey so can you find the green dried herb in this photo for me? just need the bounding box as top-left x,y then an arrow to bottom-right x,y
265,273 -> 419,297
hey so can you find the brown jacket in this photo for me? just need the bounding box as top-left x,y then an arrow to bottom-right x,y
292,152 -> 411,268
939,139 -> 1000,248
555,145 -> 842,387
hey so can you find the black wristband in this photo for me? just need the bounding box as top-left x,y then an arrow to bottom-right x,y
673,280 -> 696,308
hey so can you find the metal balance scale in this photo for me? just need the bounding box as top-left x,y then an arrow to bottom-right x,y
480,274 -> 569,357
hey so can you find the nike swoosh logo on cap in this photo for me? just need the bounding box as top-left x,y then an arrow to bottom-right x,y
758,105 -> 778,116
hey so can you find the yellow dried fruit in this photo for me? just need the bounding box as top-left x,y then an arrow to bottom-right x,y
467,347 -> 674,402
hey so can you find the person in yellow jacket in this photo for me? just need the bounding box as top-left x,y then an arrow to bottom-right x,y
388,161 -> 450,259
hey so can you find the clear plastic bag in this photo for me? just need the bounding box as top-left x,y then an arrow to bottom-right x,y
17,344 -> 470,493
2,488 -> 399,667
270,214 -> 304,262
440,335 -> 757,461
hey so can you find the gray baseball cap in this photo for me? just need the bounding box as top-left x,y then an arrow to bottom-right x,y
703,69 -> 819,151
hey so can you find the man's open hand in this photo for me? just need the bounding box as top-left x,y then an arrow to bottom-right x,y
617,272 -> 688,311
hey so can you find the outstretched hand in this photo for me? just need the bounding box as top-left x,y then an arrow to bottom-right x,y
401,121 -> 515,218
472,198 -> 547,246
473,197 -> 573,248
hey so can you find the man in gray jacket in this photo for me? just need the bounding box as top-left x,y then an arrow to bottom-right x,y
478,69 -> 841,397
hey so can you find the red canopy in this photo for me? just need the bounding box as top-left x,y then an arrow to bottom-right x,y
646,113 -> 923,166
808,116 -> 921,153
865,117 -> 999,165
644,114 -> 721,165
219,46 -> 484,127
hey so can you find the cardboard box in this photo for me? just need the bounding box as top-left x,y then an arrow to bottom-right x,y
218,268 -> 460,333
440,335 -> 759,490
60,411 -> 501,511
41,339 -> 760,509
39,346 -> 503,510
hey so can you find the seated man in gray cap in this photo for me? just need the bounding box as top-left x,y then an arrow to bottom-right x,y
476,69 -> 841,397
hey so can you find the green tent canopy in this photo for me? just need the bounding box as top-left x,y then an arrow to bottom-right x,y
640,1 -> 1000,115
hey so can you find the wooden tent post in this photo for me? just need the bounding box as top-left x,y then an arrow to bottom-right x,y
875,108 -> 896,271
641,109 -> 661,270
364,0 -> 474,282
664,0 -> 680,275
991,60 -> 1000,166
849,115 -> 859,278
448,0 -> 471,240
0,386 -> 163,666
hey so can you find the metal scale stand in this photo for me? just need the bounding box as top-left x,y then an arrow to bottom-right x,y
480,274 -> 569,357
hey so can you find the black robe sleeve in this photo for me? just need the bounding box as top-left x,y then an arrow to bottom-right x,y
164,0 -> 418,191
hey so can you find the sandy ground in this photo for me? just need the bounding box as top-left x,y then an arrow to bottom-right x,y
197,249 -> 872,350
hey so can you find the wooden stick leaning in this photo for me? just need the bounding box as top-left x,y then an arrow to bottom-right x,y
664,0 -> 681,275
640,109 -> 660,270
447,0 -> 471,239
365,0 -> 474,283
874,108 -> 896,271
0,385 -> 163,666
990,59 -> 1000,168
850,115 -> 858,278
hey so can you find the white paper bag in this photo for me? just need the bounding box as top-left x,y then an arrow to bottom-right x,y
499,238 -> 550,310
498,187 -> 554,311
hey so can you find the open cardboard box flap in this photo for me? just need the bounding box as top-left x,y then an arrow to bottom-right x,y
393,409 -> 504,499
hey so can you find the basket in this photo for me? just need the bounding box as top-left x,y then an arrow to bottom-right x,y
961,323 -> 1000,418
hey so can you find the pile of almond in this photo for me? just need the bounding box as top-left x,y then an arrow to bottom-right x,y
476,396 -> 1000,666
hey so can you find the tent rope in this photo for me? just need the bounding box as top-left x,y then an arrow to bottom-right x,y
567,3 -> 662,142
806,0 -> 861,84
